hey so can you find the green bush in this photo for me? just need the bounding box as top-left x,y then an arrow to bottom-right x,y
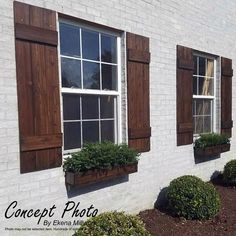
223,160 -> 236,184
73,211 -> 151,236
194,133 -> 230,150
166,175 -> 220,220
63,142 -> 139,173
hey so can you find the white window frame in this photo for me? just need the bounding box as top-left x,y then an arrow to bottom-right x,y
58,19 -> 122,154
193,52 -> 216,137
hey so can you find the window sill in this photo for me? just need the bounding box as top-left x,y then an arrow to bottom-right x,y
194,143 -> 230,158
65,163 -> 138,187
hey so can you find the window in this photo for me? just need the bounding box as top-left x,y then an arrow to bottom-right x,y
177,45 -> 232,146
193,54 -> 215,135
59,21 -> 120,152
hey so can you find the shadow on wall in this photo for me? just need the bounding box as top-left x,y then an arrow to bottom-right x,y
211,170 -> 222,180
154,187 -> 168,212
65,175 -> 129,198
194,154 -> 220,164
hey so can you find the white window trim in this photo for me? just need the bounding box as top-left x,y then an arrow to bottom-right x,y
57,18 -> 122,155
193,53 -> 217,137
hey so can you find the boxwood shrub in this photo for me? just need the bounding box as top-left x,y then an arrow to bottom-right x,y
166,175 -> 220,220
73,211 -> 151,236
63,142 -> 139,173
194,133 -> 230,150
223,160 -> 236,185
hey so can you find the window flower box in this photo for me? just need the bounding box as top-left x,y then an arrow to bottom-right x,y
194,143 -> 230,157
63,142 -> 139,187
194,133 -> 230,158
65,163 -> 138,187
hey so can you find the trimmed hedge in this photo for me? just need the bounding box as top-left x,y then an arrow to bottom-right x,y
194,133 -> 230,150
166,175 -> 220,220
63,142 -> 139,173
73,211 -> 151,236
223,160 -> 236,185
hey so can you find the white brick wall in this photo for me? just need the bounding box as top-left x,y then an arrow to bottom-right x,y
1,0 -> 236,235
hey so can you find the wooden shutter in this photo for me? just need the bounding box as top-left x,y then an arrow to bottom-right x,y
176,45 -> 194,146
14,2 -> 62,173
126,32 -> 151,152
221,57 -> 233,137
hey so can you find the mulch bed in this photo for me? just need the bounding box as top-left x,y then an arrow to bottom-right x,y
139,178 -> 236,236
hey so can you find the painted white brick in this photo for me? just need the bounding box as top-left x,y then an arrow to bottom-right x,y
19,182 -> 40,192
30,187 -> 50,198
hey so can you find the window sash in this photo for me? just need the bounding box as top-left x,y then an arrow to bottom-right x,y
62,94 -> 118,151
59,20 -> 119,92
193,98 -> 214,135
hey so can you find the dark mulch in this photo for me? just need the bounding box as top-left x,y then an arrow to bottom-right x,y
139,178 -> 236,236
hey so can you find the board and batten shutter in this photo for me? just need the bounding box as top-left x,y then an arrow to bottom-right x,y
126,32 -> 151,152
176,45 -> 194,146
221,57 -> 233,137
14,1 -> 62,173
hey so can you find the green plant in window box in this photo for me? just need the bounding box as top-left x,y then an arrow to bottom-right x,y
194,133 -> 230,157
63,142 -> 139,187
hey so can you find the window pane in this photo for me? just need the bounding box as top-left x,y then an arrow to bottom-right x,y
195,99 -> 212,116
194,116 -> 197,134
61,58 -> 81,88
194,117 -> 204,134
101,34 -> 117,63
199,57 -> 206,76
82,29 -> 99,60
193,56 -> 197,75
102,64 -> 117,90
100,96 -> 114,118
204,116 -> 212,133
63,94 -> 80,120
206,59 -> 214,77
59,23 -> 80,57
195,99 -> 204,116
82,95 -> 99,119
193,99 -> 196,116
199,77 -> 213,96
83,121 -> 99,143
83,61 -> 100,89
193,76 -> 198,95
64,122 -> 81,150
101,120 -> 115,142
203,100 -> 211,116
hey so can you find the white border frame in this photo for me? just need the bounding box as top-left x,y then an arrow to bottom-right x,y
57,18 -> 122,155
193,52 -> 217,136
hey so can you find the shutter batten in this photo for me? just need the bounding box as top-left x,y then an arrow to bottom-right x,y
127,49 -> 150,63
14,1 -> 62,173
176,45 -> 193,146
126,32 -> 151,152
15,23 -> 58,46
221,57 -> 233,137
21,134 -> 62,152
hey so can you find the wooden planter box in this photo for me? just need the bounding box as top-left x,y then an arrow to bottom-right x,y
194,143 -> 230,157
65,163 -> 138,187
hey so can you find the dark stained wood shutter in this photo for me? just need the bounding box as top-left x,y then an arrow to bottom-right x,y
176,45 -> 194,146
14,1 -> 62,173
126,32 -> 151,152
221,57 -> 233,137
